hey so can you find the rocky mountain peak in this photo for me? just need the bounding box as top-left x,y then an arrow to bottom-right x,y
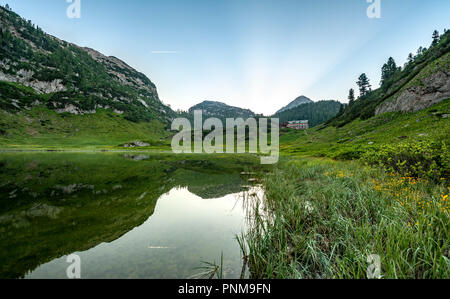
276,95 -> 313,114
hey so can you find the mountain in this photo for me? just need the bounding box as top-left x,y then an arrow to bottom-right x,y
0,6 -> 174,123
276,95 -> 313,114
188,101 -> 255,120
273,100 -> 341,127
329,29 -> 450,128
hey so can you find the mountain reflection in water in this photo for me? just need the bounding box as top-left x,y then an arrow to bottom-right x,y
0,153 -> 265,279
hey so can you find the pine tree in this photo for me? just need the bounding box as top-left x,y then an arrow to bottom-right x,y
417,47 -> 424,56
432,30 -> 440,46
407,53 -> 414,63
381,57 -> 398,86
348,89 -> 355,106
357,73 -> 371,97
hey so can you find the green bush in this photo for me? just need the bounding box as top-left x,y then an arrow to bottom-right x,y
330,146 -> 364,160
362,141 -> 449,182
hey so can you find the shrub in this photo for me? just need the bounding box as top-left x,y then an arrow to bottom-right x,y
330,146 -> 364,160
362,141 -> 449,182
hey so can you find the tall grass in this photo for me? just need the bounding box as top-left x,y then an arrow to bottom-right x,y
190,253 -> 224,279
240,158 -> 449,279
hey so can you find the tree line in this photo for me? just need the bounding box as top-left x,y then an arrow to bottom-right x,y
330,29 -> 449,127
351,29 -> 447,100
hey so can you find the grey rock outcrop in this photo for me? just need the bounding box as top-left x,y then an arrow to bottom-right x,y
376,70 -> 450,115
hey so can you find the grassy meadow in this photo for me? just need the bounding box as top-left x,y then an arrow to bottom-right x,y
240,157 -> 448,279
0,107 -> 172,150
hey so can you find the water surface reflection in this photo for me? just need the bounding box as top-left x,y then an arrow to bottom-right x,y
0,153 -> 265,279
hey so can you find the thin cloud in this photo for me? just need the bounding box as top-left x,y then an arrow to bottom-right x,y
151,50 -> 182,54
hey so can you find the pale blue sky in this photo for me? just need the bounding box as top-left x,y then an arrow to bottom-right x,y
2,0 -> 449,114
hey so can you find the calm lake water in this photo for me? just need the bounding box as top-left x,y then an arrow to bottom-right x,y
0,153 -> 264,279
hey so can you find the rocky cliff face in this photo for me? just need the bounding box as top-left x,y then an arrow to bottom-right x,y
0,66 -> 67,94
82,47 -> 158,96
0,6 -> 174,123
376,53 -> 450,115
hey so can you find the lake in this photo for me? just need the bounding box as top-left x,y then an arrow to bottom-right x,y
0,152 -> 265,279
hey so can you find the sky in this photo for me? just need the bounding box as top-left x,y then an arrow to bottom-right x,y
2,0 -> 449,115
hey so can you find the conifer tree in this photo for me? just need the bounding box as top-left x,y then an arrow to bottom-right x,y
348,89 -> 355,106
357,73 -> 371,97
381,57 -> 398,86
432,30 -> 440,46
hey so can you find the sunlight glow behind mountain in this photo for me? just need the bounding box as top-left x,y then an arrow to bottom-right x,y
2,0 -> 450,115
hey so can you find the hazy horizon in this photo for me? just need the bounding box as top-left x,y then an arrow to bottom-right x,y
2,0 -> 449,114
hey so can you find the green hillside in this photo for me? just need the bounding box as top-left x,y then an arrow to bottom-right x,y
280,99 -> 450,159
329,30 -> 450,127
0,91 -> 172,150
274,100 -> 341,127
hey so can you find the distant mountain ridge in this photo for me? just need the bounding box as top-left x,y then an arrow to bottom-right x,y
276,95 -> 313,114
188,101 -> 256,120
